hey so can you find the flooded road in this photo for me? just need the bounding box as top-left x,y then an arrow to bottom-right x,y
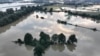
0,12 -> 100,56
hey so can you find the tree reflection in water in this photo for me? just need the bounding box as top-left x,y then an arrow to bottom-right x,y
51,44 -> 65,52
25,45 -> 33,51
66,44 -> 76,52
13,42 -> 23,46
14,43 -> 77,52
51,44 -> 77,52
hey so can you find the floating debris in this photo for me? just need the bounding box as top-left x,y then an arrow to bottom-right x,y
91,28 -> 98,31
13,39 -> 24,44
40,17 -> 45,19
36,15 -> 39,18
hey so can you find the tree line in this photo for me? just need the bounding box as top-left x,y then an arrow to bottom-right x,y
67,10 -> 100,23
13,31 -> 77,56
0,5 -> 53,27
57,19 -> 99,32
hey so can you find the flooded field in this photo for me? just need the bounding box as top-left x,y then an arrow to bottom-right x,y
0,12 -> 100,56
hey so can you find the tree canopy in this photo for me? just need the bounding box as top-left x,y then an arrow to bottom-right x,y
67,34 -> 77,44
24,33 -> 33,45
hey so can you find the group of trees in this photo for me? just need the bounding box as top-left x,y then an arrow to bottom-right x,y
0,6 -> 34,27
51,33 -> 77,45
51,33 -> 66,44
0,5 -> 53,27
0,8 -> 14,18
14,31 -> 78,56
15,31 -> 77,56
57,19 -> 98,32
24,32 -> 77,46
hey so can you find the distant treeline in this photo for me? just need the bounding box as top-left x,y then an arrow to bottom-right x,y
67,10 -> 100,23
0,2 -> 12,4
0,5 -> 53,27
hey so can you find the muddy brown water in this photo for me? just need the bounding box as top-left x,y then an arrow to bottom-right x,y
0,12 -> 100,56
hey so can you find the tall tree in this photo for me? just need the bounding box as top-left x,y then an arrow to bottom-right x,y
67,34 -> 77,44
24,33 -> 33,45
51,34 -> 58,44
58,33 -> 66,44
49,8 -> 53,12
39,32 -> 50,42
39,32 -> 50,48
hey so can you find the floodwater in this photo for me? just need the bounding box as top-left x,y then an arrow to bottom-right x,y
0,12 -> 100,56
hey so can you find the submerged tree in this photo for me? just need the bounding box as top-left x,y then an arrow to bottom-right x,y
32,38 -> 38,46
39,32 -> 50,48
34,44 -> 45,56
58,33 -> 66,44
43,8 -> 47,11
39,32 -> 50,42
49,8 -> 53,12
51,34 -> 58,44
24,33 -> 33,45
57,20 -> 67,25
67,34 -> 77,44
